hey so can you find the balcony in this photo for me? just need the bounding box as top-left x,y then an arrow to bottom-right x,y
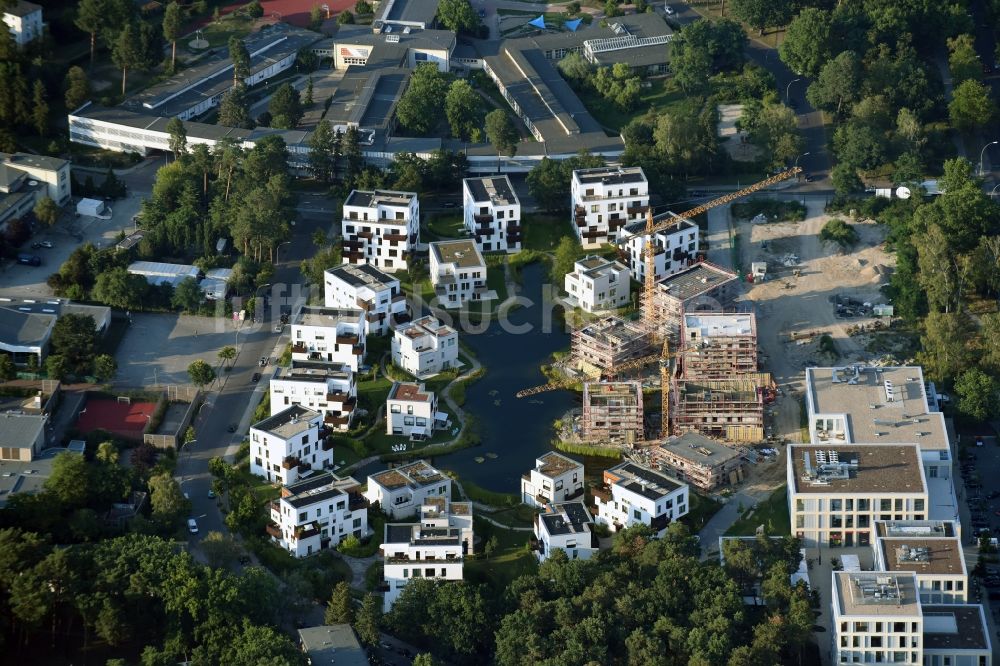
343,252 -> 365,264
392,293 -> 407,304
592,486 -> 612,503
326,415 -> 350,427
295,524 -> 320,540
342,238 -> 364,250
291,343 -> 307,354
265,522 -> 282,539
627,205 -> 647,215
321,437 -> 336,450
336,334 -> 360,345
650,513 -> 671,533
506,223 -> 522,234
355,297 -> 373,311
349,493 -> 368,511
352,345 -> 364,356
474,213 -> 494,224
386,555 -> 463,564
384,232 -> 407,242
342,397 -> 357,412
575,218 -> 588,228
282,456 -> 301,470
326,392 -> 350,403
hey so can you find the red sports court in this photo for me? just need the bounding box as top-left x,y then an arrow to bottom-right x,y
76,398 -> 157,440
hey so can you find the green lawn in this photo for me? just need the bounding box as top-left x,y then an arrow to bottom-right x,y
465,516 -> 537,590
425,214 -> 465,241
725,485 -> 790,537
198,15 -> 255,48
577,78 -> 686,132
681,491 -> 724,532
523,214 -> 575,252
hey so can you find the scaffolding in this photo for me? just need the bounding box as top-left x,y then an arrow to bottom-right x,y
671,373 -> 773,443
648,433 -> 746,491
581,381 -> 644,446
653,261 -> 739,342
679,312 -> 758,379
571,316 -> 653,374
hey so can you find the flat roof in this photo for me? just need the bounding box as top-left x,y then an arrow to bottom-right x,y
430,239 -> 485,269
534,451 -> 583,478
395,315 -> 456,340
378,0 -> 439,25
252,404 -> 320,439
657,261 -> 738,302
574,166 -> 646,186
0,413 -> 44,448
388,382 -> 432,402
656,432 -> 744,465
875,520 -> 957,539
834,572 -> 921,617
540,501 -> 592,536
573,255 -> 628,281
791,444 -> 926,495
464,175 -> 518,205
369,459 -> 446,490
275,362 -> 352,382
345,188 -> 416,208
295,306 -> 364,328
621,212 -> 697,237
326,263 -> 398,291
683,312 -> 756,338
606,461 -> 684,499
0,297 -> 110,326
807,366 -> 948,451
922,605 -> 990,651
877,537 -> 965,576
0,308 -> 54,350
298,625 -> 368,666
0,152 -> 68,173
576,316 -> 649,346
282,472 -> 360,509
0,447 -> 64,507
3,1 -> 41,18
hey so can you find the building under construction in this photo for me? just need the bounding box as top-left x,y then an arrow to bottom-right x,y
582,381 -> 644,446
680,312 -> 758,379
654,261 -> 738,342
649,432 -> 746,491
671,373 -> 774,442
571,316 -> 652,374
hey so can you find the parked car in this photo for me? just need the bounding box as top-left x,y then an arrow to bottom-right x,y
259,356 -> 268,367
664,4 -> 674,14
38,240 -> 53,248
187,518 -> 199,534
227,423 -> 237,433
252,372 -> 261,383
207,489 -> 216,499
16,254 -> 40,266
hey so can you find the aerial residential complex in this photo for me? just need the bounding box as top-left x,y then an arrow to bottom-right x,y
391,315 -> 459,378
266,472 -> 368,557
249,405 -> 330,486
428,239 -> 491,308
462,176 -> 522,253
570,166 -> 649,248
580,381 -> 644,446
618,213 -> 700,283
341,189 -> 420,272
364,459 -> 450,519
324,263 -> 408,336
386,382 -> 448,439
592,461 -> 689,536
563,255 -> 631,313
269,361 -> 357,431
291,306 -> 366,371
533,501 -> 597,563
521,452 -> 585,509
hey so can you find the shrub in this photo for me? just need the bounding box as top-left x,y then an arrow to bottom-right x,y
819,218 -> 860,249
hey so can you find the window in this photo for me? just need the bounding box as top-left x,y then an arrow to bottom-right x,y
353,518 -> 362,528
407,406 -> 414,415
298,512 -> 307,522
633,509 -> 641,520
391,405 -> 401,413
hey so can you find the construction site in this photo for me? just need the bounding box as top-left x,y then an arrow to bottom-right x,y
670,373 -> 774,443
580,381 -> 645,446
680,312 -> 759,379
570,316 -> 652,374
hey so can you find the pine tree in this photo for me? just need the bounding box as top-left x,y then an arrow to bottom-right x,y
31,80 -> 48,136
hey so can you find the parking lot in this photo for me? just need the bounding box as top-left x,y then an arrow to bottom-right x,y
960,435 -> 1000,543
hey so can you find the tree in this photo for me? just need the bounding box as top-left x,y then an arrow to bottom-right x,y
527,158 -> 569,213
228,36 -> 251,85
172,277 -> 203,312
112,23 -> 143,96
309,3 -> 324,29
148,472 -> 189,526
0,354 -> 15,380
355,594 -> 381,646
218,84 -> 253,129
437,0 -> 480,33
307,120 -> 337,183
93,354 -> 117,382
741,102 -> 802,170
947,34 -> 981,86
45,354 -> 69,381
806,51 -> 861,117
337,10 -> 354,24
51,313 -> 98,377
187,359 -> 216,388
325,581 -> 354,624
244,0 -> 264,18
304,76 -> 313,105
33,196 -> 59,228
917,311 -> 974,382
355,0 -> 372,13
949,79 -> 995,131
955,368 -> 999,421
671,40 -> 712,93
592,63 -> 642,111
830,163 -> 863,196
45,450 -> 93,507
412,655 -> 438,666
444,79 -> 482,140
75,0 -> 104,65
485,109 -> 518,168
166,117 -> 187,158
833,121 -> 888,170
201,531 -> 241,568
64,66 -> 90,111
218,345 -> 237,367
484,535 -> 498,560
778,8 -> 832,78
552,236 -> 581,281
396,64 -> 450,135
730,0 -> 793,36
819,218 -> 859,249
268,83 -> 303,129
31,80 -> 48,136
163,1 -> 184,72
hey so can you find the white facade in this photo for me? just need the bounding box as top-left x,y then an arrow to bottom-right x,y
269,362 -> 357,432
267,472 -> 368,557
832,572 -> 923,666
618,215 -> 699,282
564,255 -> 630,313
324,263 -> 408,336
3,1 -> 42,46
291,306 -> 366,372
571,166 -> 648,249
593,461 -> 689,536
341,189 -> 420,272
534,501 -> 597,563
382,497 -> 473,611
0,153 -> 70,206
428,240 -> 490,309
249,406 -> 332,485
386,382 -> 447,439
521,451 -> 585,509
922,605 -> 992,666
364,459 -> 451,519
391,315 -> 459,379
462,176 -> 522,253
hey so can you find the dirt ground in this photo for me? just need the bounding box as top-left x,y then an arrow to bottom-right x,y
736,198 -> 896,449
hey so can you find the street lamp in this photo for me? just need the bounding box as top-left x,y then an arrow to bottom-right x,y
794,152 -> 811,171
785,78 -> 801,104
990,183 -> 1000,198
980,141 -> 998,176
276,241 -> 292,264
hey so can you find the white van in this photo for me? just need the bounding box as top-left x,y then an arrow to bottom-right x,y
187,518 -> 198,534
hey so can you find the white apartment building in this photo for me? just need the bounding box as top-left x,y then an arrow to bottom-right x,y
571,166 -> 648,248
429,239 -> 492,309
462,175 -> 522,253
291,306 -> 366,372
788,444 -> 929,548
386,382 -> 449,439
617,214 -> 699,282
534,501 -> 597,563
269,361 -> 357,431
364,459 -> 451,519
521,451 -> 585,508
873,521 -> 967,605
382,497 -> 473,611
593,461 -> 689,536
267,471 -> 368,557
324,263 -> 408,336
341,189 -> 419,272
832,571 -> 923,666
921,604 -> 991,666
563,255 -> 630,313
805,366 -> 957,524
391,315 -> 458,379
0,153 -> 71,206
3,1 -> 42,46
249,405 -> 331,485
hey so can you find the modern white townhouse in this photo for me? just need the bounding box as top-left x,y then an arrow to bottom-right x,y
291,306 -> 366,372
2,1 -> 42,46
269,361 -> 357,432
873,521 -> 967,605
364,459 -> 451,519
534,501 -> 597,563
382,496 -> 473,611
617,213 -> 699,282
266,471 -> 368,557
249,405 -> 331,485
391,315 -> 458,379
592,461 -> 689,536
341,189 -> 419,272
462,175 -> 522,253
788,444 -> 929,548
805,366 -> 957,524
571,166 -> 648,248
563,255 -> 631,313
831,571 -> 923,666
921,604 -> 991,666
386,382 -> 449,439
428,240 -> 492,309
521,451 -> 585,508
324,263 -> 409,336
